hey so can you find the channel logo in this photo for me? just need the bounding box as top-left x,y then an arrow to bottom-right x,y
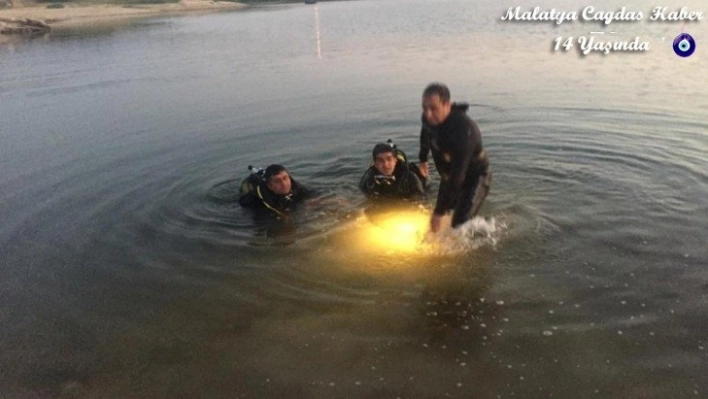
673,33 -> 696,57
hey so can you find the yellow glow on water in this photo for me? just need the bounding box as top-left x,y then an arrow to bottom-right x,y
358,210 -> 430,254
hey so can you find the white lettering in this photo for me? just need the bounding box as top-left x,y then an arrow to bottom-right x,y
582,6 -> 643,25
577,36 -> 649,55
650,7 -> 704,22
500,6 -> 521,21
500,7 -> 577,25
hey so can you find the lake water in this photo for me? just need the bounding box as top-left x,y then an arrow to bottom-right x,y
1,0 -> 707,397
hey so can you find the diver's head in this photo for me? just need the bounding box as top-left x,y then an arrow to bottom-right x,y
422,82 -> 452,127
372,143 -> 397,176
264,164 -> 292,196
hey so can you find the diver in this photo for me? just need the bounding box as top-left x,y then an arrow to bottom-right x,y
359,140 -> 427,200
239,164 -> 312,219
418,83 -> 491,232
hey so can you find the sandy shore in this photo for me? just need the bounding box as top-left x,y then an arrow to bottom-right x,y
0,0 -> 246,41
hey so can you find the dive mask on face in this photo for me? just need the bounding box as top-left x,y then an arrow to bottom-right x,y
374,174 -> 396,186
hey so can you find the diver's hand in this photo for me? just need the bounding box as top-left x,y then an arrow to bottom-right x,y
419,162 -> 429,178
430,213 -> 443,233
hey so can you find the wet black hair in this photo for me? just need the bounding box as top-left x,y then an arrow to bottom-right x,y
372,143 -> 396,160
264,164 -> 288,181
423,82 -> 450,103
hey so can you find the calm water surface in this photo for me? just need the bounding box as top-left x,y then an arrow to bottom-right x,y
1,0 -> 707,397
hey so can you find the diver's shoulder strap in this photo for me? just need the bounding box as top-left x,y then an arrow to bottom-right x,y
395,149 -> 409,164
255,184 -> 286,218
360,166 -> 378,192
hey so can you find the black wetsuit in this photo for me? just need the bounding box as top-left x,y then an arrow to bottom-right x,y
360,160 -> 425,199
239,178 -> 311,218
419,103 -> 491,227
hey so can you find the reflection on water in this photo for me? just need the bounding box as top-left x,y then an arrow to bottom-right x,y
314,4 -> 322,59
1,0 -> 708,397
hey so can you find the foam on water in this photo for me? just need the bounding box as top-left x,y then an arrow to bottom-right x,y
422,215 -> 504,256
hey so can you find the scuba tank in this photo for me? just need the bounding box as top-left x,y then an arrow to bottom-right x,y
248,165 -> 265,181
238,165 -> 295,218
239,165 -> 265,205
241,165 -> 264,191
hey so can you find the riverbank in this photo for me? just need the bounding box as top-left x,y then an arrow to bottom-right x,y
0,0 -> 247,42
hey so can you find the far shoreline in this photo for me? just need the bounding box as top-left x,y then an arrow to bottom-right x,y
0,0 -> 248,43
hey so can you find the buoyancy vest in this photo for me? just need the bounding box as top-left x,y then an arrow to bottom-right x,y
239,171 -> 308,218
360,149 -> 425,198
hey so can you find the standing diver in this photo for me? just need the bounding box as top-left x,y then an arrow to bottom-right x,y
239,164 -> 311,218
418,83 -> 492,232
359,141 -> 427,200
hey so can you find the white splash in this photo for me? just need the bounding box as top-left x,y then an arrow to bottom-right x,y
422,216 -> 504,255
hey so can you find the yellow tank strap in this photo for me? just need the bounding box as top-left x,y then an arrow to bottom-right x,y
256,185 -> 286,218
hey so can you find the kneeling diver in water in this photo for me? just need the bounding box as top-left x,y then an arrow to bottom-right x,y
239,164 -> 312,219
359,140 -> 428,200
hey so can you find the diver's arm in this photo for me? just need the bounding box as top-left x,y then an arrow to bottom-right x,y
406,171 -> 426,198
418,125 -> 431,178
418,162 -> 429,178
433,180 -> 450,215
430,213 -> 443,233
359,167 -> 378,197
418,125 -> 431,164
